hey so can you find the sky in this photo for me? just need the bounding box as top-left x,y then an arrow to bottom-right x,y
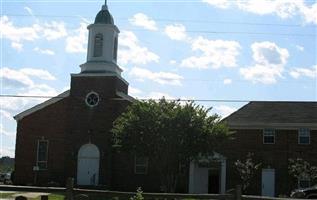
0,0 -> 316,157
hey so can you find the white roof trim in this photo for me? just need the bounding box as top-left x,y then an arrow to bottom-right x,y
115,91 -> 135,102
14,90 -> 70,121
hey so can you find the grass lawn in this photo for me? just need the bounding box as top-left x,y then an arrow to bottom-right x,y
34,194 -> 65,200
0,193 -> 65,200
0,193 -> 15,198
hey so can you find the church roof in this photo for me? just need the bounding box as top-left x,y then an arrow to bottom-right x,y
94,7 -> 114,24
14,90 -> 70,121
224,101 -> 317,128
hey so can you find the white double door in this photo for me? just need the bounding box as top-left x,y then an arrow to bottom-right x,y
77,144 -> 100,185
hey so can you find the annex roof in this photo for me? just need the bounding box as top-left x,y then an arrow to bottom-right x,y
224,101 -> 317,129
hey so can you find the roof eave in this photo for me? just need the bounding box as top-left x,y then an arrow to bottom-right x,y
14,90 -> 70,121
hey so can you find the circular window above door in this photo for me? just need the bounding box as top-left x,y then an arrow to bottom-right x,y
85,92 -> 100,107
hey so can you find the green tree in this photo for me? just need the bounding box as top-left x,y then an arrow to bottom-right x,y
288,158 -> 317,187
112,99 -> 230,192
235,153 -> 261,192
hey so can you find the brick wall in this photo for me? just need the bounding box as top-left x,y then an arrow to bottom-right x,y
219,128 -> 317,196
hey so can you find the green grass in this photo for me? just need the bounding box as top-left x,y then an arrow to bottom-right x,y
0,193 -> 15,198
31,193 -> 65,200
0,193 -> 65,200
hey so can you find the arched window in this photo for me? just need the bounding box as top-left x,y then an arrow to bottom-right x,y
94,33 -> 103,57
113,36 -> 118,61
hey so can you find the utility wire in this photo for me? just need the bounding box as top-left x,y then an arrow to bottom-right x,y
0,94 -> 316,103
3,14 -> 315,37
3,13 -> 312,28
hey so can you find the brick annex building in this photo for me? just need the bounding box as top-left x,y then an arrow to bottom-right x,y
14,2 -> 317,197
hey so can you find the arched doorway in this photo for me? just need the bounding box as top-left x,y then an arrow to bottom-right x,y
77,143 -> 100,185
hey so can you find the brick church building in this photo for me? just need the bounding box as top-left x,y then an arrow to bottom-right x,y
13,1 -> 317,197
14,1 -> 135,188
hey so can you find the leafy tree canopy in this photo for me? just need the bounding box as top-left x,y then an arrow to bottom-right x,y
289,158 -> 317,184
112,98 -> 231,192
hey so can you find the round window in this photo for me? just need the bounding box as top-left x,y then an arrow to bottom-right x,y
85,92 -> 99,107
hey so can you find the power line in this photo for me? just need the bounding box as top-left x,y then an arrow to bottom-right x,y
0,94 -> 316,103
3,13 -> 315,28
2,14 -> 315,37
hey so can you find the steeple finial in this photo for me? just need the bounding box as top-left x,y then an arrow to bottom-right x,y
102,0 -> 108,10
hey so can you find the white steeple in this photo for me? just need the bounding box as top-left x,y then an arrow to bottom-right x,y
79,1 -> 122,75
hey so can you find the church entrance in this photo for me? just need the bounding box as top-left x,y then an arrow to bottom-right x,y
77,144 -> 100,185
208,169 -> 220,193
188,153 -> 227,194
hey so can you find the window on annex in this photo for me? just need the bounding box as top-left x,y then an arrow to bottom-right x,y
263,129 -> 275,144
37,139 -> 49,169
298,128 -> 310,145
94,33 -> 103,57
134,156 -> 148,175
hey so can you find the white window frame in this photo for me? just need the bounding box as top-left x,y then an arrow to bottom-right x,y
298,128 -> 310,145
263,129 -> 275,144
36,139 -> 49,170
134,156 -> 148,175
85,91 -> 100,107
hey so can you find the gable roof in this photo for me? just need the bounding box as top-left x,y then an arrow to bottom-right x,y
14,90 -> 70,121
224,101 -> 317,129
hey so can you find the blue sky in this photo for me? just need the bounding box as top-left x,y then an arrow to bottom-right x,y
1,0 -> 316,157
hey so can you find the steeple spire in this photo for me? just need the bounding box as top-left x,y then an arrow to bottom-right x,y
102,0 -> 108,10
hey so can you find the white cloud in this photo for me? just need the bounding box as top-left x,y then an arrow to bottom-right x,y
34,47 -> 55,55
223,78 -> 232,85
0,110 -> 12,120
11,42 -> 23,51
0,85 -> 58,113
0,67 -> 34,88
295,45 -> 304,51
214,105 -> 237,118
169,60 -> 177,65
202,0 -> 231,9
203,0 -> 317,24
0,124 -> 15,137
129,86 -> 143,96
0,146 -> 15,158
289,65 -> 317,79
118,31 -> 159,66
65,22 -> 88,53
145,92 -> 175,100
0,67 -> 58,112
0,67 -> 56,89
0,16 -> 39,43
240,41 -> 289,84
21,84 -> 58,97
41,21 -> 67,40
129,13 -> 158,31
20,68 -> 56,80
129,67 -> 183,86
164,24 -> 188,41
181,36 -> 241,69
1,16 -> 68,51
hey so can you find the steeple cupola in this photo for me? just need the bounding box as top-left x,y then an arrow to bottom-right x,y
80,0 -> 121,75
